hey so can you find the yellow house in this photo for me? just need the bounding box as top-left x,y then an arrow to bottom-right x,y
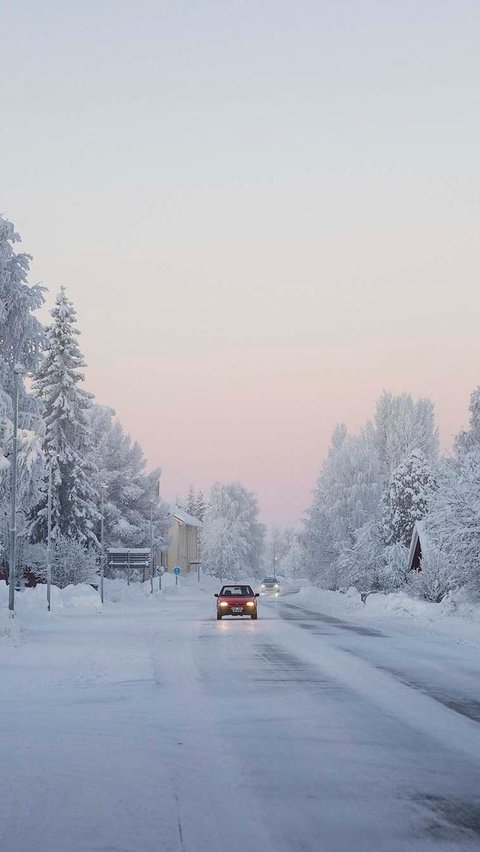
163,507 -> 201,573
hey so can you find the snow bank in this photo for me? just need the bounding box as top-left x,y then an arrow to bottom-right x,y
20,584 -> 63,613
0,607 -> 23,644
296,584 -> 362,615
0,581 -> 101,629
353,586 -> 480,627
103,577 -> 155,603
61,583 -> 101,610
294,580 -> 480,643
0,580 -> 62,614
0,581 -> 52,643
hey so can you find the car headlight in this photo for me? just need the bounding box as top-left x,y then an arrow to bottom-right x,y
219,601 -> 229,607
246,601 -> 255,607
274,584 -> 279,589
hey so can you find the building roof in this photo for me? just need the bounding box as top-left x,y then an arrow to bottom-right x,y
171,506 -> 202,528
407,520 -> 427,571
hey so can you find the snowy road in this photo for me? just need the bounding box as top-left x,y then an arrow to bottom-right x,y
2,581 -> 480,851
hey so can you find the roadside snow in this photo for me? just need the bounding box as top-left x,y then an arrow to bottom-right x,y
289,579 -> 480,647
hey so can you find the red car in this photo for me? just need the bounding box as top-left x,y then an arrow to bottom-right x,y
214,584 -> 259,620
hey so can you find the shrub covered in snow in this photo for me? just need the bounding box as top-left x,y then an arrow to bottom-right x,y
30,534 -> 98,588
411,548 -> 461,603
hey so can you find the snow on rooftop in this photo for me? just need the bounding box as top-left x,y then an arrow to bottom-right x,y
170,506 -> 202,527
107,547 -> 150,554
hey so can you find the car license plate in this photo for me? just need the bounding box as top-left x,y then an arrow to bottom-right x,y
232,607 -> 243,613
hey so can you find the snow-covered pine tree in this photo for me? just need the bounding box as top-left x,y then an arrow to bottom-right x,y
0,216 -> 46,563
382,449 -> 436,547
177,486 -> 206,522
30,288 -> 99,545
184,486 -> 197,516
194,489 -> 207,522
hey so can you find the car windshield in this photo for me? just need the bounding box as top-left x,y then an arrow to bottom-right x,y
262,578 -> 277,583
220,586 -> 253,596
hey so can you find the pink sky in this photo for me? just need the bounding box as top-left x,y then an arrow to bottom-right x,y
78,339 -> 478,527
3,2 -> 480,525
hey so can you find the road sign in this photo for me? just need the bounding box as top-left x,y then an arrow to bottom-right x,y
107,548 -> 150,569
174,566 -> 181,575
107,548 -> 151,585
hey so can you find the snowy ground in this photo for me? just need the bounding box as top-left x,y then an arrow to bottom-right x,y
2,576 -> 480,851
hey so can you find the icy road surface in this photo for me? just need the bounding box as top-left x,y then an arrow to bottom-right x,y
2,580 -> 480,852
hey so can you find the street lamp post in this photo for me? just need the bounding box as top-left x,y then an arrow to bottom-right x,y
46,457 -> 52,611
8,364 -> 26,614
100,484 -> 107,604
149,503 -> 154,595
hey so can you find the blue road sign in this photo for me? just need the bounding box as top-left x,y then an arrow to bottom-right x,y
174,566 -> 181,575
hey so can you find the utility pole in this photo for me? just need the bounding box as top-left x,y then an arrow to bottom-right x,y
150,503 -> 154,594
46,457 -> 52,611
100,484 -> 107,604
8,365 -> 26,614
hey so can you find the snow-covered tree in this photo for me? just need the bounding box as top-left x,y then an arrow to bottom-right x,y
303,391 -> 439,591
0,216 -> 45,388
178,486 -> 207,522
88,404 -> 170,550
200,481 -> 265,579
382,449 -> 436,547
379,541 -> 410,592
410,546 -> 459,603
0,425 -> 46,578
178,485 -> 197,517
30,288 -> 99,545
277,533 -> 306,579
304,423 -> 381,587
422,386 -> 480,599
25,533 -> 98,588
374,391 -> 438,480
454,386 -> 480,457
338,518 -> 385,591
265,526 -> 295,576
0,216 -> 46,569
194,489 -> 207,522
426,453 -> 480,598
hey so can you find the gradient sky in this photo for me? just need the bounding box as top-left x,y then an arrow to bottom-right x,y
2,1 -> 480,525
